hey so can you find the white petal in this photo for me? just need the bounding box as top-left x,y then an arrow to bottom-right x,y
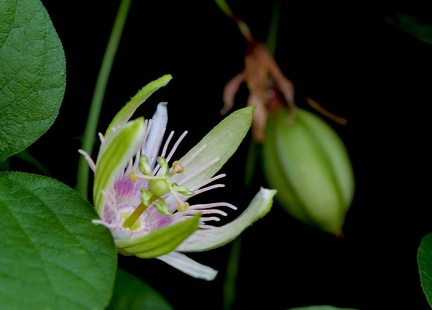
176,187 -> 276,252
157,251 -> 218,281
145,102 -> 168,168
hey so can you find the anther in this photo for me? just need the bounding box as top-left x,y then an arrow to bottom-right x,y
129,170 -> 139,182
176,202 -> 190,212
170,161 -> 184,176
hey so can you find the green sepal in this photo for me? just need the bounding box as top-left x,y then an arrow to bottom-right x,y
116,214 -> 200,258
176,187 -> 276,252
170,105 -> 255,190
104,74 -> 172,139
94,118 -> 145,214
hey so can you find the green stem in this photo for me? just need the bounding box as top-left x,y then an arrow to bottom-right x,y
223,236 -> 241,310
214,0 -> 253,41
266,0 -> 280,56
76,0 -> 132,199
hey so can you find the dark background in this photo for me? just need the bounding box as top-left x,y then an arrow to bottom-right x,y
18,0 -> 432,309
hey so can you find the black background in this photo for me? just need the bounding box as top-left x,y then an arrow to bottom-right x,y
17,0 -> 432,309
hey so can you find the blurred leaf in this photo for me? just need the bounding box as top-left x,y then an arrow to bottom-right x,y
110,267 -> 174,310
0,172 -> 117,309
418,232 -> 432,308
0,0 -> 66,162
385,13 -> 432,45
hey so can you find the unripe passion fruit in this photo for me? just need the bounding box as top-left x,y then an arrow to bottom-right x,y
262,107 -> 354,236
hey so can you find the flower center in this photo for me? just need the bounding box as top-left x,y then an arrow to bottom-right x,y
122,155 -> 194,229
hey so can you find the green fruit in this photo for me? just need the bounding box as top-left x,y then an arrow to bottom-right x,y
262,107 -> 354,236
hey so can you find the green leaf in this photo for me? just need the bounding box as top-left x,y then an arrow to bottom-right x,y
110,267 -> 174,310
170,105 -> 255,190
116,214 -> 200,258
418,232 -> 432,308
0,0 -> 66,162
104,74 -> 172,140
0,172 -> 117,310
384,13 -> 432,45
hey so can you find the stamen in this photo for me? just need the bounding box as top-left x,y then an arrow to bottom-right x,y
170,161 -> 185,176
169,187 -> 189,210
129,170 -> 140,182
129,170 -> 160,182
176,202 -> 190,212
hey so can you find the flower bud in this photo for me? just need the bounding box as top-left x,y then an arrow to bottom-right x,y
263,107 -> 354,236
